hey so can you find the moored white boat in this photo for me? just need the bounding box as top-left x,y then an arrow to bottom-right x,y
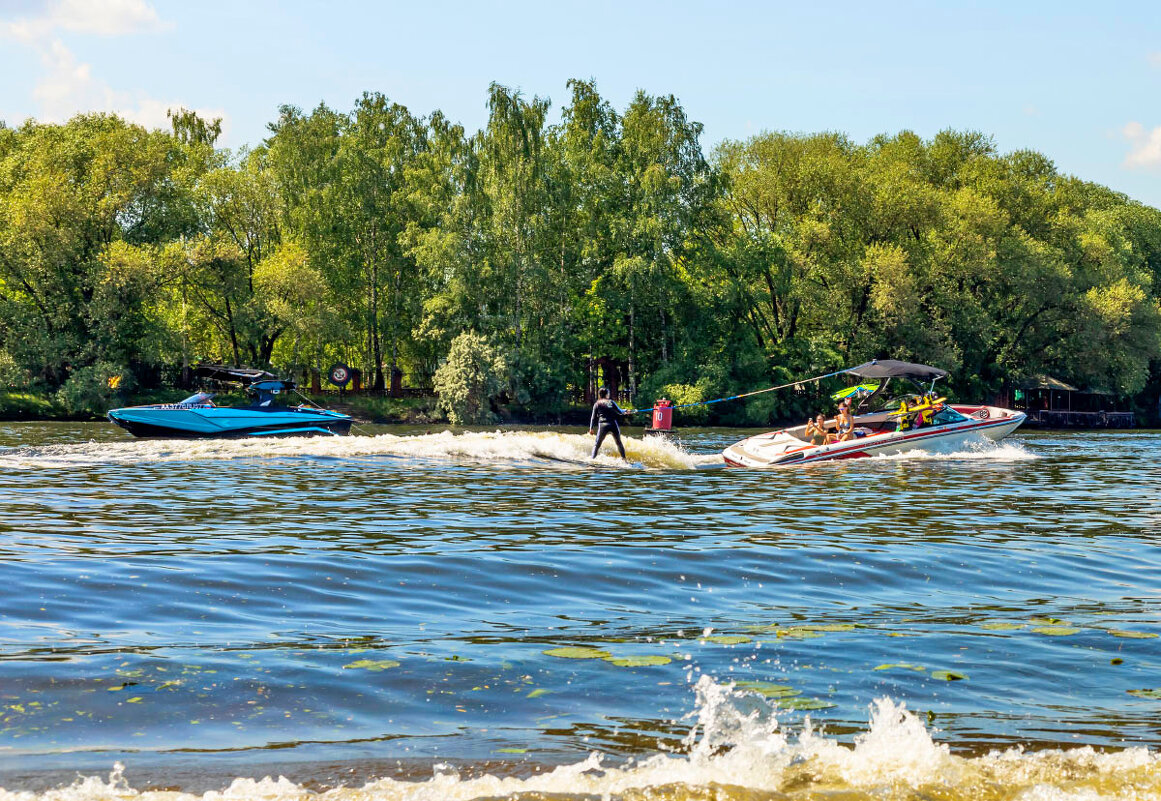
722,360 -> 1026,467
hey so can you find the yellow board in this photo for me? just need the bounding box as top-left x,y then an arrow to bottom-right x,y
887,397 -> 946,417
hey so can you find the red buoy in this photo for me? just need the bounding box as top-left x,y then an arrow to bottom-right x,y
647,398 -> 674,433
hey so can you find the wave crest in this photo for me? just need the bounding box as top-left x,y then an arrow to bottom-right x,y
0,430 -> 719,471
7,678 -> 1157,800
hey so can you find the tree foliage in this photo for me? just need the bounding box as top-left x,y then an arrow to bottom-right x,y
432,331 -> 507,425
1,88 -> 1159,423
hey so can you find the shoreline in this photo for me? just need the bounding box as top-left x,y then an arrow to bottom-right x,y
3,391 -> 1153,432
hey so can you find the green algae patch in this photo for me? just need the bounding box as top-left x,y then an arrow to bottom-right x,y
1107,630 -> 1158,639
980,622 -> 1026,631
779,697 -> 836,711
496,748 -> 527,754
703,635 -> 752,645
1128,689 -> 1161,699
604,655 -> 672,667
748,623 -> 856,634
342,659 -> 400,672
1031,626 -> 1081,636
874,663 -> 926,673
801,624 -> 857,632
1029,617 -> 1066,626
526,688 -> 550,698
775,628 -> 823,640
931,670 -> 968,681
735,681 -> 800,698
542,646 -> 610,660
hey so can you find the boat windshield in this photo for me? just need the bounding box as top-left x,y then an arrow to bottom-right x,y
176,392 -> 215,407
932,405 -> 969,425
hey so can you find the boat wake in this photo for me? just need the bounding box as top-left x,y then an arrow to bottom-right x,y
5,676 -> 1155,800
0,430 -> 721,471
870,439 -> 1038,463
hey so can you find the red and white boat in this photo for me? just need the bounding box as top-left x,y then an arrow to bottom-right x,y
722,360 -> 1026,467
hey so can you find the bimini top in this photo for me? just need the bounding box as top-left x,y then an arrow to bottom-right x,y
845,359 -> 949,381
194,364 -> 277,386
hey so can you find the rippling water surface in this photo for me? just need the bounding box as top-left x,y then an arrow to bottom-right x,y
2,423 -> 1160,800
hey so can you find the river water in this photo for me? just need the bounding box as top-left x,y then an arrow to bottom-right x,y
1,422 -> 1160,800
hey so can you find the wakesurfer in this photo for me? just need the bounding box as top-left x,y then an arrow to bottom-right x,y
589,387 -> 631,460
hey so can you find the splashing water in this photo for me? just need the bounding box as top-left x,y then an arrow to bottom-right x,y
0,430 -> 721,471
5,678 -> 1156,801
870,439 -> 1039,464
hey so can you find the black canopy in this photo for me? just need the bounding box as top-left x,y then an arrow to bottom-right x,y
194,364 -> 277,385
845,359 -> 948,381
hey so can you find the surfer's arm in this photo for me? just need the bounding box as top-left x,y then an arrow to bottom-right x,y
589,404 -> 599,431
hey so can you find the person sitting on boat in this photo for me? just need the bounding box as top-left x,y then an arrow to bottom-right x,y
836,402 -> 855,441
914,393 -> 938,428
589,387 -> 631,460
805,414 -> 836,446
895,398 -> 913,432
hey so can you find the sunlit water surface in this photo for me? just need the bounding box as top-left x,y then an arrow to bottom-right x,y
1,423 -> 1160,800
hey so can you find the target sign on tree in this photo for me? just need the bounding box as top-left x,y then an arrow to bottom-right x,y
328,363 -> 352,388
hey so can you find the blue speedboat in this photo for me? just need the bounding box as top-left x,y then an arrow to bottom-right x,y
107,365 -> 352,438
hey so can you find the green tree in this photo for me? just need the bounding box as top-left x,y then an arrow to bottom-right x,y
0,114 -> 211,387
433,331 -> 508,424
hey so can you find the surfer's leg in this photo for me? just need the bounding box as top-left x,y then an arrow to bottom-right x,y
610,424 -> 626,459
591,425 -> 609,458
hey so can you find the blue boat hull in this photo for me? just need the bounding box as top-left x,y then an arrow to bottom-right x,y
107,405 -> 352,438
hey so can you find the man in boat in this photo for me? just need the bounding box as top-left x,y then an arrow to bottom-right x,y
911,392 -> 944,428
589,387 -> 631,460
915,393 -> 935,428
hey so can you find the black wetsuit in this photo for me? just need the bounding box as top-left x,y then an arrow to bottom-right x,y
590,399 -> 628,459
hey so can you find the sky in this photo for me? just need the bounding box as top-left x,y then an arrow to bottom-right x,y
1,0 -> 1159,206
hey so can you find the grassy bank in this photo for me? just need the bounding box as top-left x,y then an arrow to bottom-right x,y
315,395 -> 441,425
0,392 -> 63,420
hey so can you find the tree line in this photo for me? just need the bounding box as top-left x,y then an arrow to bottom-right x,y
2,80 -> 1159,422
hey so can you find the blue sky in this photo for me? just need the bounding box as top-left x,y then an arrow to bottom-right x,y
2,0 -> 1159,206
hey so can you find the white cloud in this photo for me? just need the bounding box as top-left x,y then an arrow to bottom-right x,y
2,0 -> 226,138
3,0 -> 168,40
1149,52 -> 1161,68
1123,121 -> 1161,169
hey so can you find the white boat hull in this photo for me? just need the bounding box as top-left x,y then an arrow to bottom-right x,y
722,405 -> 1026,467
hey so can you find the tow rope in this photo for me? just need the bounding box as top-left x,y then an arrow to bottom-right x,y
294,387 -> 374,436
624,367 -> 855,414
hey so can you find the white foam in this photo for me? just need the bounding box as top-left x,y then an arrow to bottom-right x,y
0,431 -> 721,471
871,439 -> 1038,463
5,678 -> 1157,800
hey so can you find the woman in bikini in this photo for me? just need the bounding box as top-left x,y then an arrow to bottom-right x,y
836,401 -> 855,442
804,413 -> 836,446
